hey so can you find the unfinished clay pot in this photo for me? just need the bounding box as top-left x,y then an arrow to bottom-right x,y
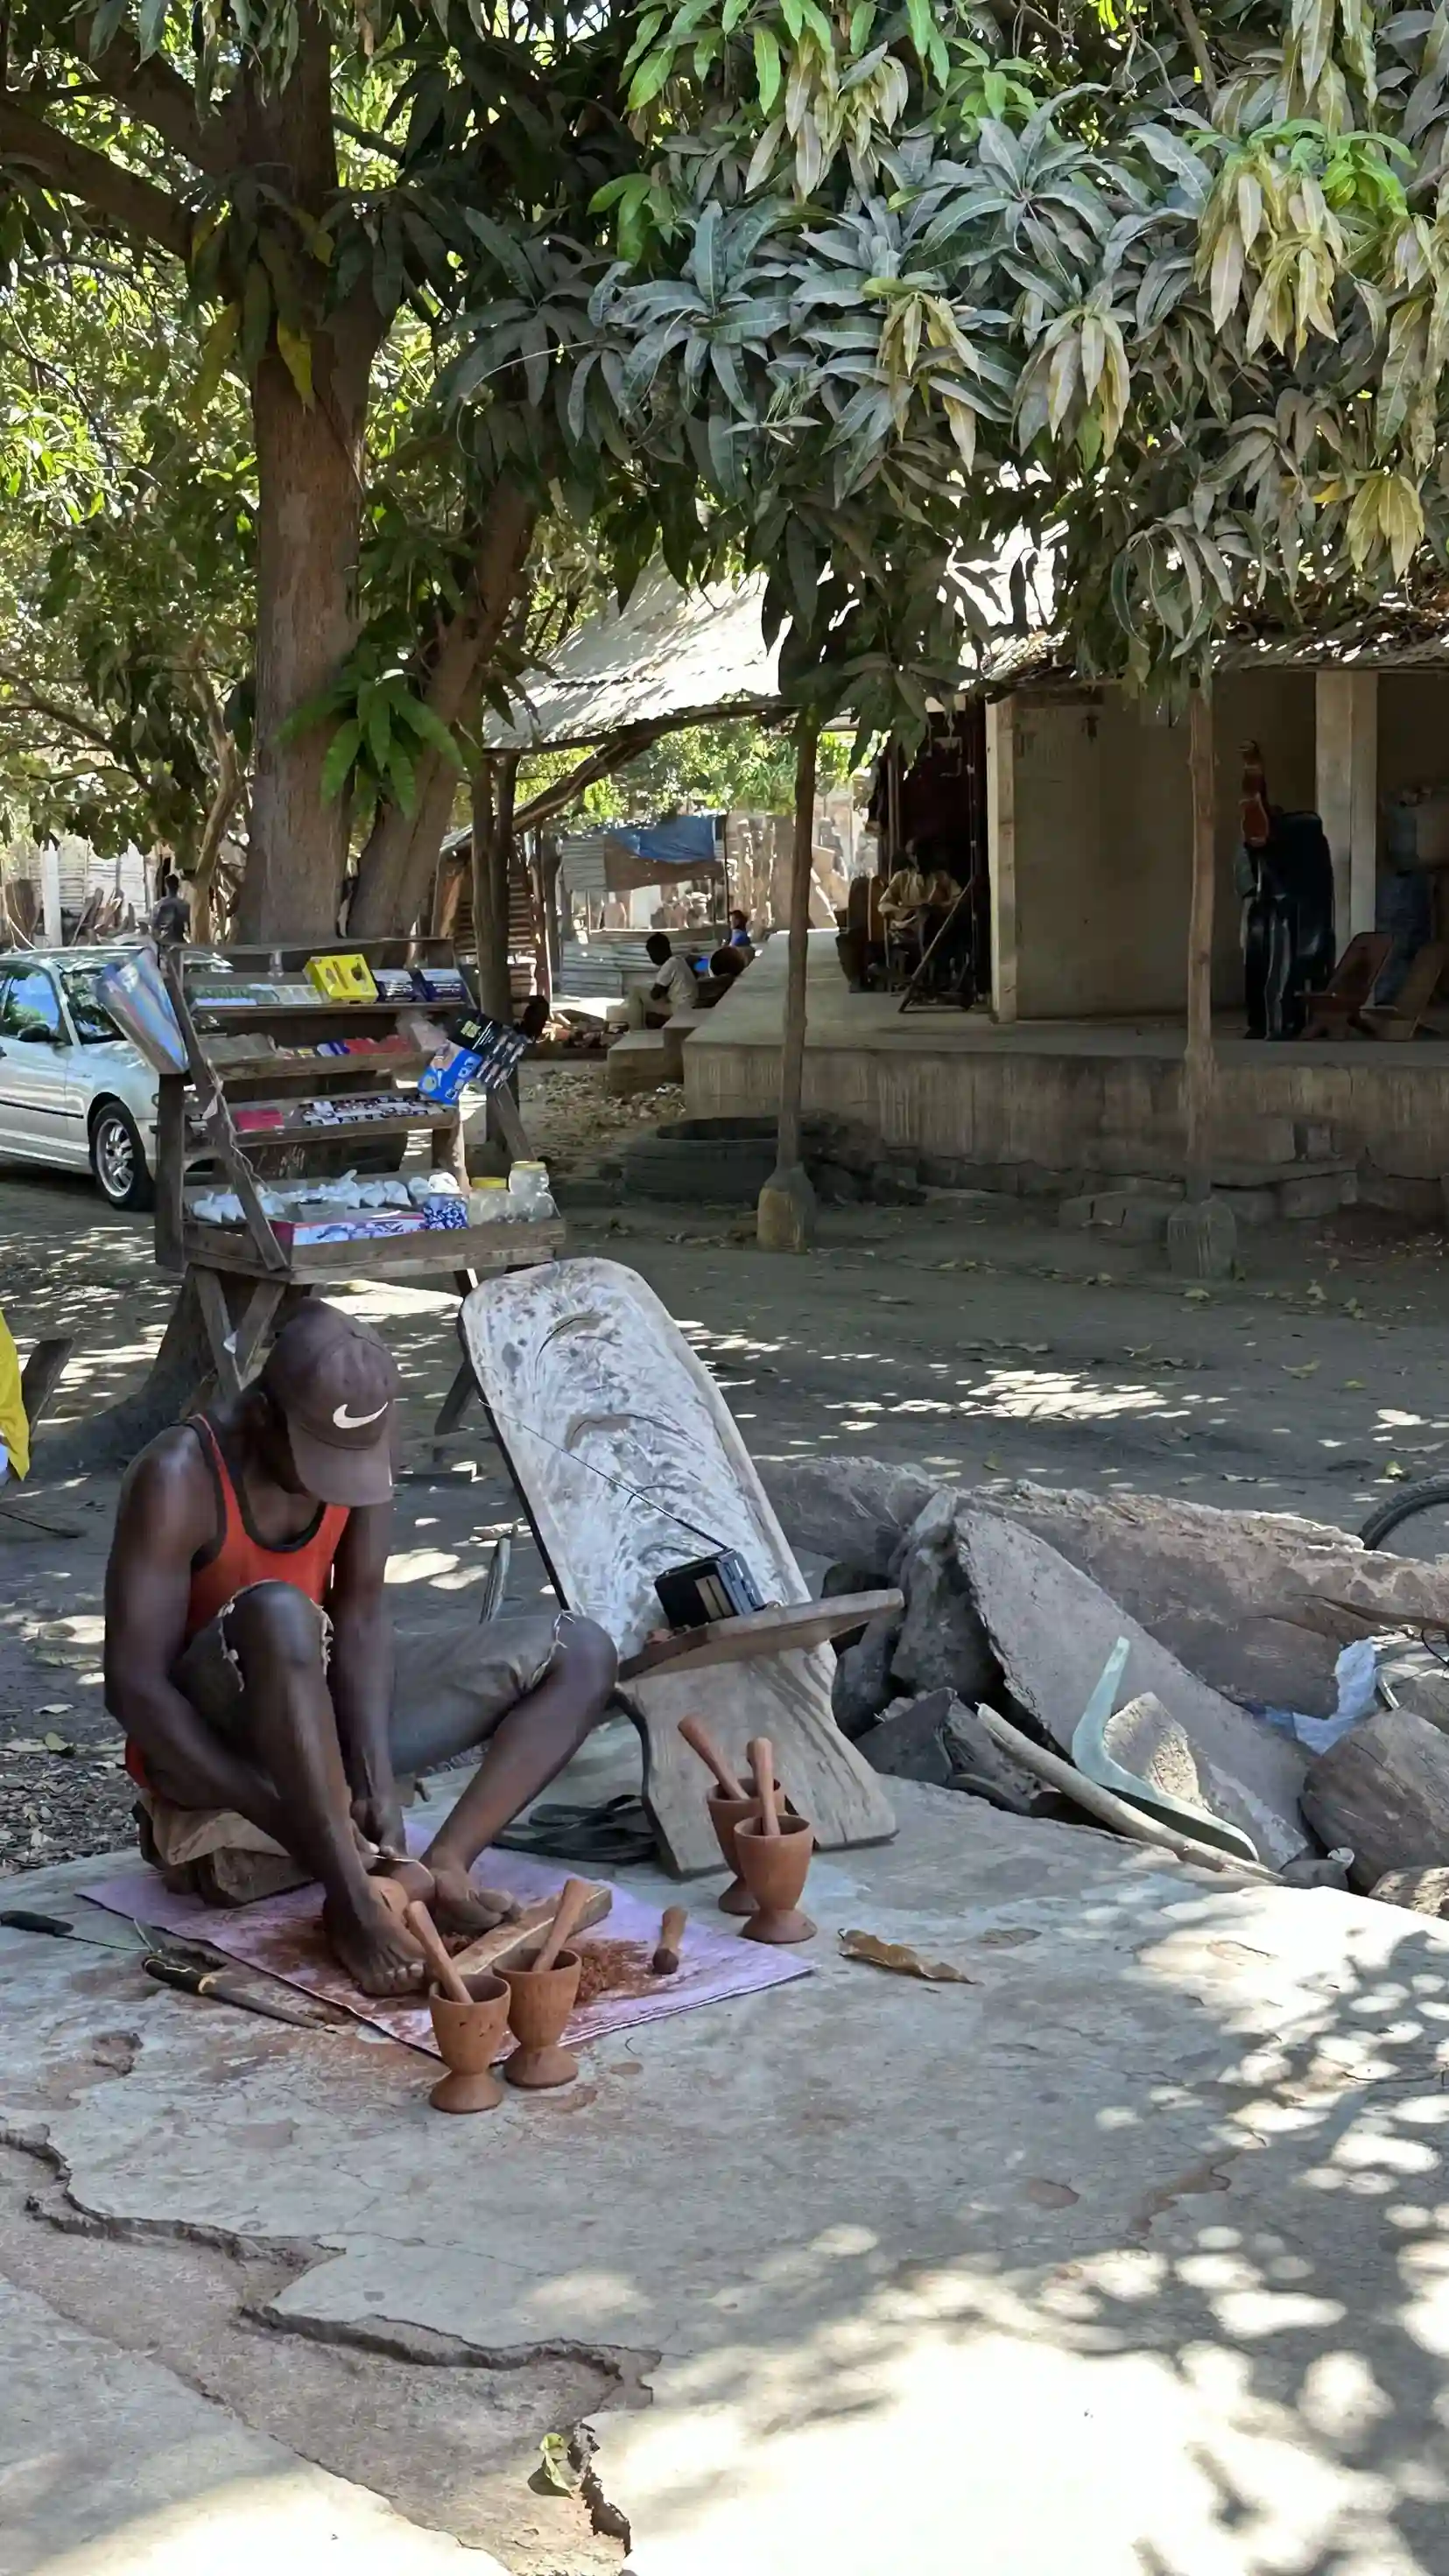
427,1969 -> 510,2113
502,1946 -> 582,2089
735,1813 -> 816,1945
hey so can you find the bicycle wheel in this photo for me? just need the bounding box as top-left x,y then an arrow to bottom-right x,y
1360,1476 -> 1449,1560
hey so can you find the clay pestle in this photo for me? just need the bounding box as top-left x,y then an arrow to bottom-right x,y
531,1876 -> 596,1975
748,1736 -> 781,1835
651,1906 -> 688,1976
404,1899 -> 472,2005
678,1715 -> 745,1800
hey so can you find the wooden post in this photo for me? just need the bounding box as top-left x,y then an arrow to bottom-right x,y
471,758 -> 515,1025
757,712 -> 819,1250
1184,680 -> 1214,1204
1167,677 -> 1237,1278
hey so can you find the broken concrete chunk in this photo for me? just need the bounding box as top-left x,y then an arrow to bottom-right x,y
939,1701 -> 1044,1816
1369,1864 -> 1449,1916
831,1606 -> 904,1739
890,1491 -> 999,1702
760,1455 -> 942,1583
855,1688 -> 958,1787
954,1509 -> 1310,1868
763,1457 -> 1449,1716
1303,1706 -> 1449,1891
966,1482 -> 1449,1718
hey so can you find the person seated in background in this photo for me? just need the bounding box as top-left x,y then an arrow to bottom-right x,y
626,932 -> 701,1027
836,869 -> 888,990
728,909 -> 755,956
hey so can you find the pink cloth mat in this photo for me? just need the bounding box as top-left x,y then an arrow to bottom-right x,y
84,1844 -> 812,2059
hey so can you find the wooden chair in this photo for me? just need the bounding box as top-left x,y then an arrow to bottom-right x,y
1361,940 -> 1449,1041
458,1258 -> 898,1874
1300,931 -> 1393,1038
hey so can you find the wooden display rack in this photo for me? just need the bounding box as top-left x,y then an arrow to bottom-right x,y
153,937 -> 563,1409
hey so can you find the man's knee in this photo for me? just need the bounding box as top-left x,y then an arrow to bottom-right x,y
227,1581 -> 327,1672
557,1614 -> 617,1714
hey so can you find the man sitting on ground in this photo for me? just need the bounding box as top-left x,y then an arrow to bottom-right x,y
627,932 -> 700,1028
103,1302 -> 616,1996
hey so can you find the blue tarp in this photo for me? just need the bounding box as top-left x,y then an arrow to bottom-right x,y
613,815 -> 721,867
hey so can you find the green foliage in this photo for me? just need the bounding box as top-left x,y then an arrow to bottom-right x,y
0,255 -> 252,857
519,720 -> 858,823
285,663 -> 468,818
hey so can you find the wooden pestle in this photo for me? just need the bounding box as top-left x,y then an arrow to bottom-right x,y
531,1877 -> 595,1976
404,1900 -> 472,2006
748,1737 -> 780,1836
651,1906 -> 688,1976
678,1715 -> 744,1801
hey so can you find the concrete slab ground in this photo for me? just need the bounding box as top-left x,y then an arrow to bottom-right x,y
5,1786 -> 1449,2573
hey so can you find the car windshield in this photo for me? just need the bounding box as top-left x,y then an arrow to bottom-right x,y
60,965 -> 124,1044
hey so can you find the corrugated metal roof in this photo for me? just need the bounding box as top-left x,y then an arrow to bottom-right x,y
484,572 -> 778,752
483,542 -> 1055,751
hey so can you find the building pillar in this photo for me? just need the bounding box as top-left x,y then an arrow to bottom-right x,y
986,695 -> 1017,1023
1315,670 -> 1377,941
39,844 -> 61,944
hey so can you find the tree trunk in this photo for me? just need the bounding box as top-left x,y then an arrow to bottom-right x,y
239,345 -> 369,941
349,481 -> 533,937
756,713 -> 819,1251
234,4 -> 378,943
777,714 -> 819,1171
1184,681 -> 1215,1201
31,1274 -> 215,1478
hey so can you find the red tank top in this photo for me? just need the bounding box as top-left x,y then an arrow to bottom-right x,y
183,1414 -> 350,1644
124,1417 -> 351,1790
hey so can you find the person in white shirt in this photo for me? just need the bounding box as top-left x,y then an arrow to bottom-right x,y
627,934 -> 700,1027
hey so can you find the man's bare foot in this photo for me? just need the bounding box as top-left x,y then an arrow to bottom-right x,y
371,1854 -> 435,1906
426,1858 -> 520,1937
322,1885 -> 426,1997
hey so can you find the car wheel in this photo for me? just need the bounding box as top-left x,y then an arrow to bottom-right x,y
89,1102 -> 154,1211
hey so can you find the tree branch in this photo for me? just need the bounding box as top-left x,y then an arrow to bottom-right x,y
0,97 -> 191,257
74,11 -> 226,172
513,724 -> 665,831
0,666 -> 116,753
1171,0 -> 1219,106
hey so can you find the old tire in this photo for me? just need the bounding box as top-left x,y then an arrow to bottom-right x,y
1361,1477 -> 1449,1559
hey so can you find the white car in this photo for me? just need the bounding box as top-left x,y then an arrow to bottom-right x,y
0,947 -> 160,1209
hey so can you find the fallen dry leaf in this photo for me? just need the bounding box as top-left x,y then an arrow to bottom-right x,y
839,1929 -> 976,1984
1282,1363 -> 1319,1379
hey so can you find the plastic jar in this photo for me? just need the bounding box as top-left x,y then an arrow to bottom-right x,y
468,1177 -> 510,1223
508,1160 -> 557,1219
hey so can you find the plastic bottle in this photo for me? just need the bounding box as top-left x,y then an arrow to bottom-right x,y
468,1177 -> 510,1224
508,1159 -> 556,1219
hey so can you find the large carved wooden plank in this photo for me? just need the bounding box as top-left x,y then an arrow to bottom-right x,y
458,1258 -> 896,1872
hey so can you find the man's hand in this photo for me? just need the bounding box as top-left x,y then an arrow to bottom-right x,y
351,1786 -> 407,1860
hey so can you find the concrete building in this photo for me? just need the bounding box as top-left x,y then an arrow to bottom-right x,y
688,635 -> 1449,1215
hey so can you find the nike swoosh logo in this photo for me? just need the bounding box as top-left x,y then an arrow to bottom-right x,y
333,1401 -> 388,1429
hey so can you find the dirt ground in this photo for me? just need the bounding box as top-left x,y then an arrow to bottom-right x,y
4,1051 -> 1449,1876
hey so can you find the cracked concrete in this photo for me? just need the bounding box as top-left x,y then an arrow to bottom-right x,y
6,1790 -> 1449,2572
